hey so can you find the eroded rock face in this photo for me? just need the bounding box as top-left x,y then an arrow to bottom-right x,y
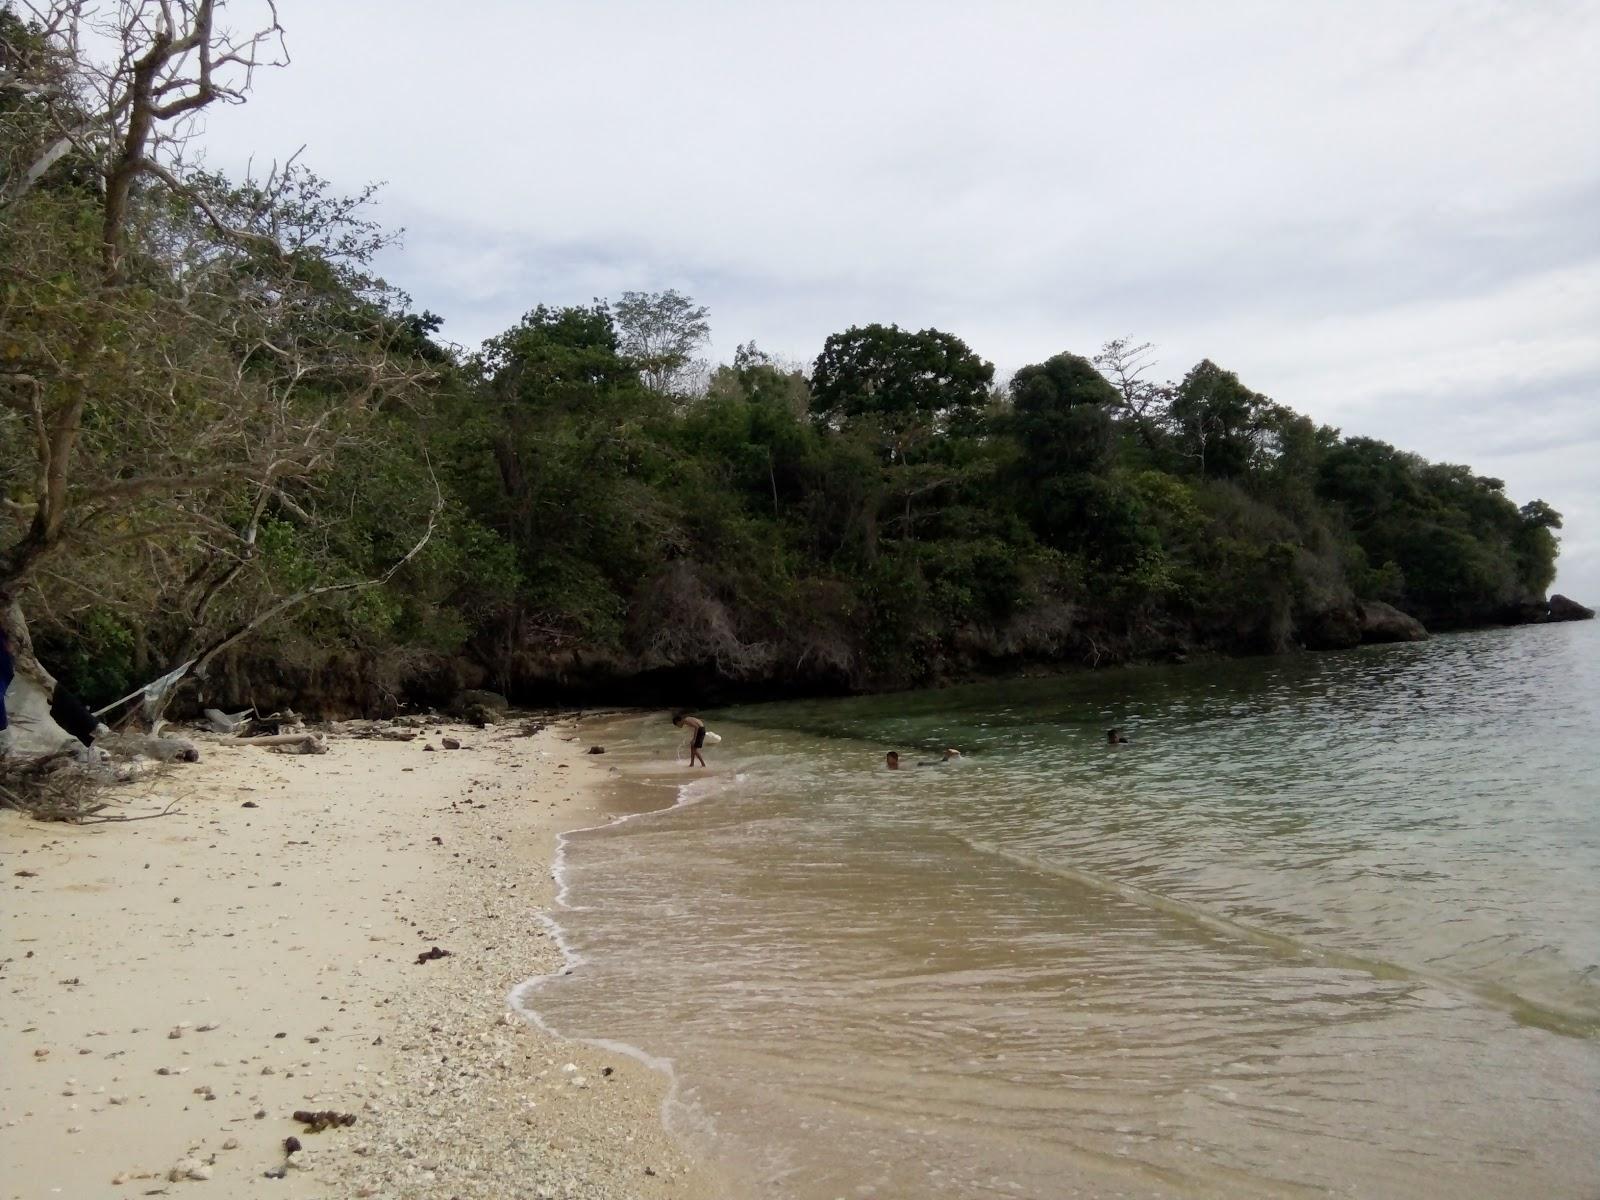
1300,605 -> 1362,651
1357,600 -> 1429,644
1546,594 -> 1595,622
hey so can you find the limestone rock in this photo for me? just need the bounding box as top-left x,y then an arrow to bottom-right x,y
1547,594 -> 1595,622
1357,600 -> 1428,644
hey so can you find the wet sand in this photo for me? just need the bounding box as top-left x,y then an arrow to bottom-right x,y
0,717 -> 729,1199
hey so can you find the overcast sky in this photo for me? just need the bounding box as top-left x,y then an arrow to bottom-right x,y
194,0 -> 1600,601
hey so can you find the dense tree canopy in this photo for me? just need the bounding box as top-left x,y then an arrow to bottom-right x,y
0,2 -> 1572,714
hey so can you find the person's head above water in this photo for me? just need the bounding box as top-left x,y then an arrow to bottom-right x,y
886,751 -> 900,769
943,748 -> 961,761
1106,728 -> 1129,744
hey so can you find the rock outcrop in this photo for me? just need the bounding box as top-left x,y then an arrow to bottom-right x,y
1546,594 -> 1595,622
1357,600 -> 1429,644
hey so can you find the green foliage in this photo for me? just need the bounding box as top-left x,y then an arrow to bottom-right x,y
33,608 -> 137,708
810,324 -> 994,460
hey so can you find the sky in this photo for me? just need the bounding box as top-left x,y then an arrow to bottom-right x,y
190,0 -> 1600,601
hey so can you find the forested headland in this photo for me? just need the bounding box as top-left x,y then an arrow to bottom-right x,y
0,4 -> 1578,719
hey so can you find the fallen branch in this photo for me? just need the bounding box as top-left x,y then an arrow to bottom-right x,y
235,732 -> 325,755
78,798 -> 184,824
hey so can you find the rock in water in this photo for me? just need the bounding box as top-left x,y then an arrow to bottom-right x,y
1356,600 -> 1428,644
1547,594 -> 1595,621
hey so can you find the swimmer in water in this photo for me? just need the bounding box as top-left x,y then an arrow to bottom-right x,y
886,751 -> 901,770
1106,728 -> 1129,745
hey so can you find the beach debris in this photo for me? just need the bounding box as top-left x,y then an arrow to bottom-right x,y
236,732 -> 326,755
14,868 -> 38,877
241,800 -> 258,808
415,946 -> 451,965
221,1138 -> 239,1151
97,728 -> 201,763
292,1109 -> 358,1132
202,707 -> 252,734
585,745 -> 606,754
423,744 -> 436,752
283,1136 -> 303,1154
442,737 -> 462,750
168,1157 -> 212,1181
450,690 -> 508,728
237,710 -> 301,737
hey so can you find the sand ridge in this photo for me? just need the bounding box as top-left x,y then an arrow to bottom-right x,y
1,717 -> 729,1199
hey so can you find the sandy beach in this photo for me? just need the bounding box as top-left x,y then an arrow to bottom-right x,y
1,717 -> 727,1199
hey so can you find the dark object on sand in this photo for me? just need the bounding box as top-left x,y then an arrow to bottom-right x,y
442,736 -> 462,750
282,1136 -> 302,1155
49,686 -> 100,746
293,1109 -> 358,1132
415,945 -> 451,965
586,745 -> 606,754
1547,594 -> 1595,621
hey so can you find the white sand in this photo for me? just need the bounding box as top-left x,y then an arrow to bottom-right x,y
1,719 -> 730,1198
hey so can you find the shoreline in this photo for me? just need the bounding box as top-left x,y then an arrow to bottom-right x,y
1,715 -> 731,1199
509,722 -> 735,1159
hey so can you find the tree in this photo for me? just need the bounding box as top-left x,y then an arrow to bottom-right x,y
1514,500 -> 1561,594
1093,337 -> 1169,452
0,2 -> 438,727
1167,359 -> 1276,479
810,324 -> 993,458
612,289 -> 710,395
1009,352 -> 1159,570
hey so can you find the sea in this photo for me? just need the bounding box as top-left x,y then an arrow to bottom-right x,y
514,622 -> 1600,1199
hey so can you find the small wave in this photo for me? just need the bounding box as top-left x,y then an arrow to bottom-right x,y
959,836 -> 1600,1040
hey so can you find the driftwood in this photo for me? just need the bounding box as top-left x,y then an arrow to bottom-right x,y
236,732 -> 325,754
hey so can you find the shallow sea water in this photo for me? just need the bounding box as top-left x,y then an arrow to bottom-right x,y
517,623 -> 1600,1198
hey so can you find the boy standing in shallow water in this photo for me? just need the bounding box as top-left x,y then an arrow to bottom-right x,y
673,712 -> 708,767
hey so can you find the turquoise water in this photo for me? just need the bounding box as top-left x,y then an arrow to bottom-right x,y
520,623 -> 1600,1198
